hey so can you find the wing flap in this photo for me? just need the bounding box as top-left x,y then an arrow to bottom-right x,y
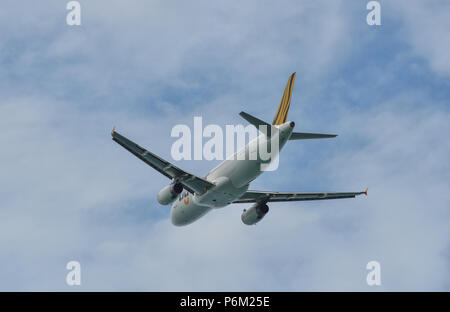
112,129 -> 215,195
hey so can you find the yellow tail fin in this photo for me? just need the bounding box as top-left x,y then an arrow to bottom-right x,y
272,73 -> 296,125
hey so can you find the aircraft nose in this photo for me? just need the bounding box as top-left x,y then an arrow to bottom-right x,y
290,121 -> 295,128
171,215 -> 189,226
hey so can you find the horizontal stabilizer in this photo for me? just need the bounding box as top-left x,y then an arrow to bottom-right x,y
289,132 -> 337,140
239,111 -> 275,137
273,73 -> 296,125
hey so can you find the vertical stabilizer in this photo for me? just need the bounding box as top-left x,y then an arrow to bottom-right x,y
272,73 -> 296,125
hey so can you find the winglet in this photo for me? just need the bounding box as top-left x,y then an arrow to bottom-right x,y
111,126 -> 116,135
364,188 -> 368,196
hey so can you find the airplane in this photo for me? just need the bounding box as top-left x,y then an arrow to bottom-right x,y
111,73 -> 367,226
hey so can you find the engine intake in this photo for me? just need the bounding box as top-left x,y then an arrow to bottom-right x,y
157,182 -> 183,205
241,202 -> 269,225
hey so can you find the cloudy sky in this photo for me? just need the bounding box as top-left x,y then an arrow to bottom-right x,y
1,0 -> 449,291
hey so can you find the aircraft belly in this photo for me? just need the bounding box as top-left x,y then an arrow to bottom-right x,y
196,176 -> 249,208
227,160 -> 261,188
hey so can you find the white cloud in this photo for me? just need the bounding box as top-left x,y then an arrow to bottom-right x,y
388,0 -> 450,77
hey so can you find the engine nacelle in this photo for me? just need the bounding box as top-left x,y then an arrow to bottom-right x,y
157,182 -> 183,205
241,202 -> 269,225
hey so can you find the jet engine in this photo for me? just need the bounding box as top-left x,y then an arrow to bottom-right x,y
241,202 -> 269,225
157,182 -> 183,205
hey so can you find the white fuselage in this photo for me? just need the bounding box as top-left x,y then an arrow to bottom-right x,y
170,122 -> 294,226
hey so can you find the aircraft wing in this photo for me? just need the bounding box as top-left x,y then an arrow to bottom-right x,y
233,189 -> 367,203
111,129 -> 215,195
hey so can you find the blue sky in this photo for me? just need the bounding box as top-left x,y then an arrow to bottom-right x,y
0,0 -> 449,290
